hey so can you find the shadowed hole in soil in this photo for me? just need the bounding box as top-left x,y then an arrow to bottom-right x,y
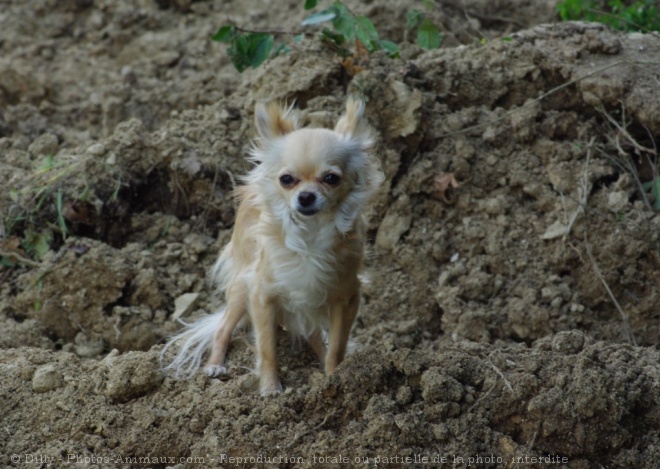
61,165 -> 234,247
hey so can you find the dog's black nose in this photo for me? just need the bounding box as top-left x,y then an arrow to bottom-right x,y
298,191 -> 316,207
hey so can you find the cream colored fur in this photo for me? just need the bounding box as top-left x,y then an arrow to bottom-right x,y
161,97 -> 383,395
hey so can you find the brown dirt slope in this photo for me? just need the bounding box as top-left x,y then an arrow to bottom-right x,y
1,1 -> 659,468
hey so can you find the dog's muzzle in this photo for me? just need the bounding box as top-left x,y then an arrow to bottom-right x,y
296,191 -> 320,216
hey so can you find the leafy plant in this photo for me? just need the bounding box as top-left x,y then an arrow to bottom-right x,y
2,154 -> 83,265
302,1 -> 399,57
212,26 -> 278,72
406,9 -> 442,49
212,1 -> 441,73
557,0 -> 660,32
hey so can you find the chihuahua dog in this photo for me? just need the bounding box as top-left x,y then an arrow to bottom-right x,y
162,97 -> 383,395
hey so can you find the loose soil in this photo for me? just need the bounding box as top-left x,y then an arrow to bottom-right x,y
1,1 -> 659,468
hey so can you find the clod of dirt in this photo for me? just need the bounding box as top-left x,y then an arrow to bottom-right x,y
31,365 -> 63,393
103,350 -> 163,402
431,173 -> 460,204
376,196 -> 412,250
14,239 -> 134,343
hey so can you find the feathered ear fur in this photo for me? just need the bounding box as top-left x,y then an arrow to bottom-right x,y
334,97 -> 373,151
333,97 -> 384,233
254,101 -> 298,141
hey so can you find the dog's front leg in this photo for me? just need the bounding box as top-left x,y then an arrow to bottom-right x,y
307,329 -> 327,364
325,292 -> 359,374
250,289 -> 282,396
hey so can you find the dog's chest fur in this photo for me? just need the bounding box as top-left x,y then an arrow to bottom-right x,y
260,217 -> 345,331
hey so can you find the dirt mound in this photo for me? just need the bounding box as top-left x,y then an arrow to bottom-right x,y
1,1 -> 659,468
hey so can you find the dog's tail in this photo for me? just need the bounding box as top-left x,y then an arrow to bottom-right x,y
160,308 -> 225,379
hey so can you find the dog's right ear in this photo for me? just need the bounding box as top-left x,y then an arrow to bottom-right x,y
255,101 -> 298,140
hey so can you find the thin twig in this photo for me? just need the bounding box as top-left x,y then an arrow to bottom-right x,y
584,241 -> 637,346
286,412 -> 334,450
231,24 -> 303,37
468,383 -> 496,412
564,137 -> 594,237
0,250 -> 41,267
525,421 -> 541,452
487,353 -> 514,394
597,104 -> 655,209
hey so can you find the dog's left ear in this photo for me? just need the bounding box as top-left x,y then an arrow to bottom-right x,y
334,97 -> 373,151
255,101 -> 298,140
334,97 -> 384,233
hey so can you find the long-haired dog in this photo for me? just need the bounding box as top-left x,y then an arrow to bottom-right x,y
161,97 -> 383,395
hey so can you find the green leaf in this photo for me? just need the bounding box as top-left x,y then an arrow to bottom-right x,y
643,177 -> 660,210
417,18 -> 442,49
22,230 -> 52,261
248,33 -> 274,69
500,36 -> 513,42
294,33 -> 304,43
321,27 -> 345,46
227,34 -> 251,72
302,8 -> 337,26
225,33 -> 275,72
331,3 -> 356,40
212,25 -> 235,43
406,9 -> 423,29
37,155 -> 56,173
304,0 -> 320,10
379,40 -> 399,57
272,42 -> 290,57
355,16 -> 379,50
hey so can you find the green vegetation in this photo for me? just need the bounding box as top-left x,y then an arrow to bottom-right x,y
557,0 -> 660,32
642,177 -> 660,210
1,154 -> 83,266
212,1 -> 441,73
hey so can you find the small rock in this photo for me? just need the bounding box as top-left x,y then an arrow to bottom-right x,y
28,133 -> 59,156
541,220 -> 569,240
376,212 -> 412,250
172,293 -> 201,321
552,330 -> 585,354
104,352 -> 163,402
74,332 -> 105,358
87,142 -> 106,156
607,191 -> 628,211
386,80 -> 422,137
32,365 -> 64,393
396,386 -> 413,405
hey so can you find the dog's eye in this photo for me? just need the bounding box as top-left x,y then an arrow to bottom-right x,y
279,174 -> 295,187
323,174 -> 341,186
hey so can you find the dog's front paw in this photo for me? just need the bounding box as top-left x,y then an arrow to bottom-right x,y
259,380 -> 283,397
204,365 -> 227,377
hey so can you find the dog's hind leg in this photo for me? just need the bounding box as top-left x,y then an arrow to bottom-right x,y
204,283 -> 247,377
